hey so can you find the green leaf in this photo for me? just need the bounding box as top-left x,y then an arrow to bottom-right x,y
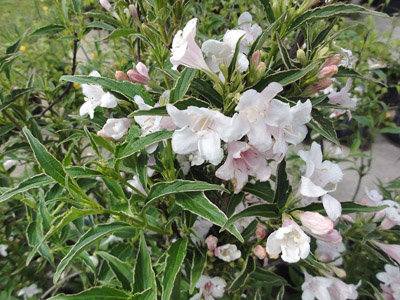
229,256 -> 256,291
308,110 -> 339,145
161,238 -> 188,300
84,127 -> 102,157
274,159 -> 291,209
84,11 -> 121,27
190,250 -> 205,293
242,181 -> 274,202
129,106 -> 168,117
54,222 -> 130,283
116,130 -> 173,159
32,24 -> 65,36
294,202 -> 387,215
170,68 -> 197,103
0,174 -> 53,204
133,232 -> 157,295
23,127 -> 66,186
65,166 -> 103,178
250,268 -> 288,286
26,221 -> 53,264
257,0 -> 275,23
60,75 -> 153,106
86,21 -> 115,31
97,251 -> 133,290
368,282 -> 385,300
288,4 -> 386,32
191,78 -> 223,108
380,127 -> 400,134
335,66 -> 385,86
276,33 -> 293,69
146,180 -> 228,207
47,286 -> 130,300
253,62 -> 318,92
175,192 -> 243,242
221,204 -> 278,231
131,289 -> 155,300
105,29 -> 136,40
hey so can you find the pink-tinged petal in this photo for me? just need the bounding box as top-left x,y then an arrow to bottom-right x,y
172,127 -> 199,155
301,212 -> 334,235
380,217 -> 397,230
136,62 -> 149,78
247,120 -> 272,152
374,242 -> 400,265
313,229 -> 342,243
260,82 -> 283,102
99,0 -> 111,11
317,161 -> 343,187
238,12 -> 252,25
235,89 -> 260,112
166,104 -> 191,128
299,176 -> 327,198
134,95 -> 152,110
198,131 -> 223,165
218,113 -> 249,142
322,194 -> 342,221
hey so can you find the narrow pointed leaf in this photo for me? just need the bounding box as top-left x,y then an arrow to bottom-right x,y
97,251 -> 133,290
47,286 -> 130,300
170,68 -> 197,103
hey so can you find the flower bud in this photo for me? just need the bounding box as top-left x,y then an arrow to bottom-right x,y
205,235 -> 218,251
322,55 -> 341,68
317,65 -> 338,80
251,50 -> 261,66
129,4 -> 139,21
300,211 -> 334,235
115,71 -> 129,81
99,0 -> 111,11
297,49 -> 307,65
253,245 -> 267,260
304,79 -> 332,95
316,46 -> 329,59
127,62 -> 149,85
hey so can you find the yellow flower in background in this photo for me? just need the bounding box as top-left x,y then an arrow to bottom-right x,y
92,53 -> 97,58
121,58 -> 127,64
73,83 -> 80,89
43,6 -> 48,11
19,45 -> 26,52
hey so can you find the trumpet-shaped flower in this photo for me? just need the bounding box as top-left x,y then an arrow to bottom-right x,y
167,104 -> 247,165
238,12 -> 262,48
328,79 -> 357,108
170,18 -> 211,72
315,240 -> 345,266
298,142 -> 343,220
301,272 -> 333,300
266,220 -> 310,263
236,82 -> 283,152
327,277 -> 360,300
215,244 -> 241,262
97,118 -> 130,141
127,62 -> 149,85
190,275 -> 226,300
377,264 -> 400,287
80,71 -> 118,119
300,212 -> 334,235
215,141 -> 272,193
17,284 -> 42,299
374,241 -> 400,265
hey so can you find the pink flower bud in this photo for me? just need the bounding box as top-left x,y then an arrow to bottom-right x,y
300,211 -> 334,235
99,0 -> 111,11
255,225 -> 266,240
253,245 -> 267,260
313,229 -> 342,244
115,71 -> 129,81
304,79 -> 332,94
374,241 -> 400,264
317,65 -> 338,79
127,62 -> 149,85
252,50 -> 261,66
205,235 -> 218,251
322,56 -> 341,68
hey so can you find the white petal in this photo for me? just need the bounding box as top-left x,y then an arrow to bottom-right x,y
198,131 -> 223,165
322,194 -> 342,221
100,92 -> 118,108
172,127 -> 199,155
238,12 -> 252,25
299,176 -> 327,198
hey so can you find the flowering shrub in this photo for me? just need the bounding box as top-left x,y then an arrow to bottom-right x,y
1,0 -> 400,299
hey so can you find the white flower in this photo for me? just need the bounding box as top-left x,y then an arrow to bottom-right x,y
97,118 -> 130,141
377,264 -> 400,287
80,71 -> 118,119
170,18 -> 211,72
190,217 -> 213,244
17,284 -> 42,298
190,275 -> 226,300
238,12 -> 262,49
301,272 -> 333,300
3,159 -> 17,170
365,188 -> 384,203
327,277 -> 360,300
235,83 -> 283,152
89,255 -> 99,267
126,175 -> 147,196
215,244 -> 241,262
298,142 -> 343,221
266,220 -> 310,263
167,105 -> 247,165
0,244 -> 8,257
315,240 -> 345,266
328,79 -> 357,109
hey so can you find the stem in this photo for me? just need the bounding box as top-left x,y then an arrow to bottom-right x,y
3,110 -> 22,131
351,156 -> 365,201
167,139 -> 176,179
40,271 -> 82,299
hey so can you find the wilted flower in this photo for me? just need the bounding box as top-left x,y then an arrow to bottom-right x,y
216,141 -> 272,193
215,244 -> 241,262
17,284 -> 42,299
170,18 -> 212,73
0,244 -> 8,257
97,118 -> 130,141
167,105 -> 247,165
266,220 -> 310,263
300,212 -> 334,235
298,142 -> 343,221
190,275 -> 226,300
80,71 -> 118,119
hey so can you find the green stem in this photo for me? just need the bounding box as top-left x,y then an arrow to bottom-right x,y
167,139 -> 176,179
